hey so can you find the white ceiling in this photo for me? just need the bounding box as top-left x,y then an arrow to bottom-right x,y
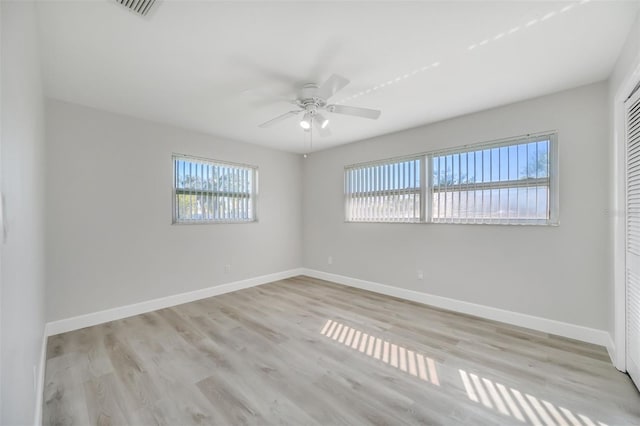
37,0 -> 639,153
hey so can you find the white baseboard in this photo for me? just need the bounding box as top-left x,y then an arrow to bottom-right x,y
46,268 -> 304,336
607,335 -> 621,372
301,269 -> 612,349
34,327 -> 47,426
43,266 -> 615,363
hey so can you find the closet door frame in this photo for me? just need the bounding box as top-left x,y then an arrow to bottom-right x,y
614,64 -> 640,374
625,87 -> 640,389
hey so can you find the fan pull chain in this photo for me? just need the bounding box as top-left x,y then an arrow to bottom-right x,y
303,123 -> 313,158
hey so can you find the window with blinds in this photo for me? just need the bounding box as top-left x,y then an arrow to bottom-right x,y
345,158 -> 421,222
173,155 -> 257,224
432,136 -> 555,224
344,133 -> 558,225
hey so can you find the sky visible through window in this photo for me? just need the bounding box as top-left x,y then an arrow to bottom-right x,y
346,140 -> 549,194
175,159 -> 251,193
173,157 -> 254,222
345,137 -> 553,224
346,159 -> 421,193
431,140 -> 551,222
433,140 -> 549,187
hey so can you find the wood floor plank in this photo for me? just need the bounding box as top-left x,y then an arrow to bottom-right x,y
83,373 -> 131,426
43,276 -> 640,425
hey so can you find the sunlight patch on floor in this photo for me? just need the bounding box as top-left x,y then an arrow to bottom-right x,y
320,319 -> 440,386
459,369 -> 608,426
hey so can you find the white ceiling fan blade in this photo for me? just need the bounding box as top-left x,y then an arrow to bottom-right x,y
316,74 -> 350,101
258,110 -> 300,128
327,104 -> 381,120
314,117 -> 331,137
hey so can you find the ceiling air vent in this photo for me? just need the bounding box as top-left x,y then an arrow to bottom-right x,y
114,0 -> 158,17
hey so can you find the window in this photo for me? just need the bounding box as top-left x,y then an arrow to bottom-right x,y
345,157 -> 422,222
345,133 -> 558,225
431,135 -> 556,224
173,154 -> 257,223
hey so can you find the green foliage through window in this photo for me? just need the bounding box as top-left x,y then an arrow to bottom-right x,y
173,155 -> 256,223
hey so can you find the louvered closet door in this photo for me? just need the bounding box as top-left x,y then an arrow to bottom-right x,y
626,87 -> 640,390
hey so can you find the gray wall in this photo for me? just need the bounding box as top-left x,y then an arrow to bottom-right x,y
45,100 -> 303,321
0,1 -> 47,424
303,82 -> 609,330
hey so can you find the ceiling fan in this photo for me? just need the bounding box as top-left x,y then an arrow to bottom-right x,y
258,74 -> 381,136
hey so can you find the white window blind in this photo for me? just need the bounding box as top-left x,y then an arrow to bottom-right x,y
345,157 -> 421,222
625,87 -> 640,390
431,135 -> 556,224
173,154 -> 257,223
344,132 -> 558,225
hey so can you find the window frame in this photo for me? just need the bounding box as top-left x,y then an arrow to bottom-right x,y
172,153 -> 258,225
344,131 -> 559,226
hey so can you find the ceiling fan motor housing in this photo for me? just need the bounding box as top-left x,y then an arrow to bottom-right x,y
299,84 -> 326,114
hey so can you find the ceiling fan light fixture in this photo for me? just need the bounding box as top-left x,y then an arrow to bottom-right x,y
316,113 -> 329,129
300,113 -> 312,130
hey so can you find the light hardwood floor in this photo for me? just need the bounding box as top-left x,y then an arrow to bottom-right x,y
44,276 -> 640,425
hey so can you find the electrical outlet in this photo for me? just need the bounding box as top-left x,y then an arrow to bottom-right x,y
417,270 -> 424,280
327,256 -> 333,265
224,264 -> 231,273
